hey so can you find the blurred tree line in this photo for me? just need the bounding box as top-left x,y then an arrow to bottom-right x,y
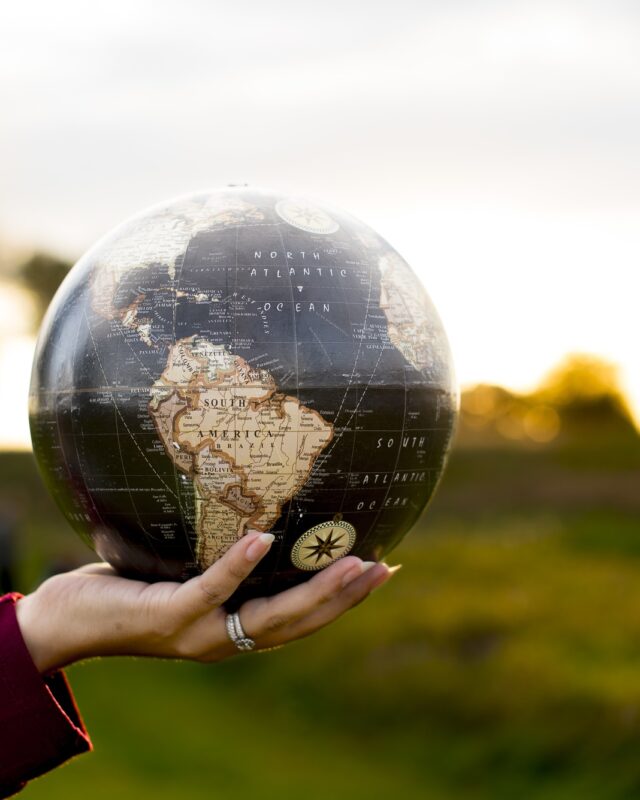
459,355 -> 636,447
17,252 -> 71,324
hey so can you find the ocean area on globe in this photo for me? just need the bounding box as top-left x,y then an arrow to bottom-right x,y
28,188 -> 458,604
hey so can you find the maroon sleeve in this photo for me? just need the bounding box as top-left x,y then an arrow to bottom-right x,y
0,593 -> 92,797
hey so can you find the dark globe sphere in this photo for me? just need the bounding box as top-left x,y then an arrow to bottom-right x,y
29,188 -> 457,604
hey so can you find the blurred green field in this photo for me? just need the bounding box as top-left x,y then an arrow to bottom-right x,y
6,424 -> 640,800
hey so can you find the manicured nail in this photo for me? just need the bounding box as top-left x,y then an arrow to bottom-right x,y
371,563 -> 402,591
246,532 -> 275,562
341,559 -> 367,588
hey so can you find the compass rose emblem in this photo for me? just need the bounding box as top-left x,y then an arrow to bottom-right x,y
291,521 -> 357,571
275,199 -> 339,234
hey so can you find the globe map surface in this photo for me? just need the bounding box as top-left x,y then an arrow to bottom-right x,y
29,188 -> 457,603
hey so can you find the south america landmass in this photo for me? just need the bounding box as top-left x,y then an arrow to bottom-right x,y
148,337 -> 333,568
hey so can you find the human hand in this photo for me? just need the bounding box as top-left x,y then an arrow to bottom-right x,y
16,531 -> 398,674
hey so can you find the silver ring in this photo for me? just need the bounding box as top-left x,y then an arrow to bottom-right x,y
225,612 -> 256,651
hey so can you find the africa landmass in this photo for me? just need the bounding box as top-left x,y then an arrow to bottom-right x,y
378,251 -> 434,373
148,336 -> 333,567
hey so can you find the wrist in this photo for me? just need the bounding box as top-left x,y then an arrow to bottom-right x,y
15,591 -> 65,674
14,575 -> 106,673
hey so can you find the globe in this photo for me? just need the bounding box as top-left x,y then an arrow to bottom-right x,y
29,188 -> 458,604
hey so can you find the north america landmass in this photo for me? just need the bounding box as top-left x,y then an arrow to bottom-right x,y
88,196 -> 434,377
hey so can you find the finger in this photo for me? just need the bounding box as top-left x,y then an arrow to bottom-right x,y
178,556 -> 374,661
283,564 -> 399,642
237,557 -> 386,644
196,562 -> 397,662
174,530 -> 274,616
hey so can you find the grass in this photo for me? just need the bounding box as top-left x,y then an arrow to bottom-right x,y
5,430 -> 640,800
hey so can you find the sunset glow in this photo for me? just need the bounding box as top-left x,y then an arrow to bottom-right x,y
1,1 -> 638,447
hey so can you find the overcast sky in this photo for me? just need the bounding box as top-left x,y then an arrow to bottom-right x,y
0,0 -> 638,444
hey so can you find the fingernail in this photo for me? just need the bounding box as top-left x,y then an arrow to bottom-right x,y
341,559 -> 366,588
372,563 -> 402,590
246,532 -> 275,562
